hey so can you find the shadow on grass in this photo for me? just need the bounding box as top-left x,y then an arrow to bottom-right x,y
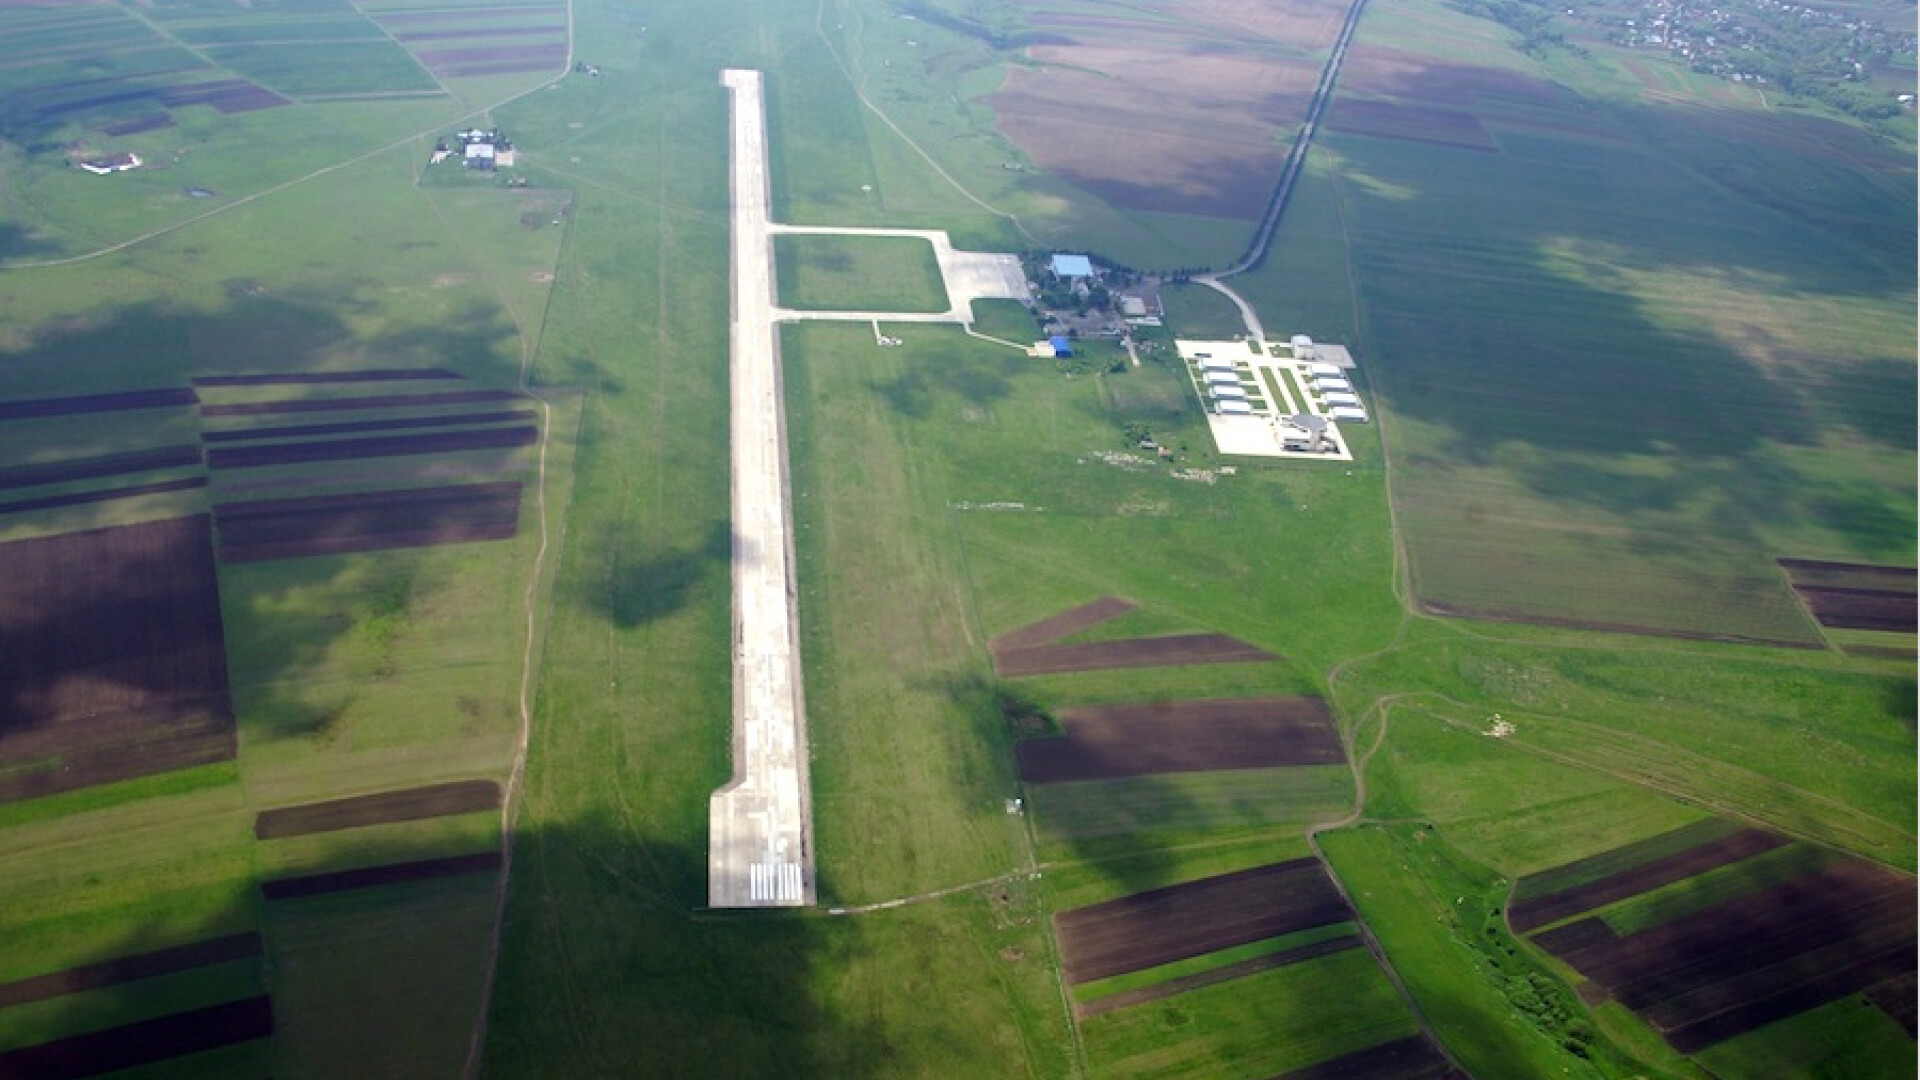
870,349 -> 1021,420
0,813 -> 904,1080
576,518 -> 732,630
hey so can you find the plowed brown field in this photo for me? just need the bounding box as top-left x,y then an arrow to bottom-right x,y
214,481 -> 522,561
1509,828 -> 1788,932
1532,858 -> 1917,1052
1055,858 -> 1349,983
989,596 -> 1136,653
0,515 -> 236,802
988,0 -> 1344,221
255,779 -> 501,838
1077,933 -> 1360,1018
1017,697 -> 1342,782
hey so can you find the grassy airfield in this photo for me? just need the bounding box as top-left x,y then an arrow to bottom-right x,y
0,0 -> 1911,1078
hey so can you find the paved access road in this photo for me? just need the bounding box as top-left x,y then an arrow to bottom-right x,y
708,69 -> 813,908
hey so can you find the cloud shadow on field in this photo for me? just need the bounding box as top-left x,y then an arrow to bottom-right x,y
578,518 -> 732,630
870,348 -> 1020,420
2,810 -> 905,1080
1282,52 -> 1918,625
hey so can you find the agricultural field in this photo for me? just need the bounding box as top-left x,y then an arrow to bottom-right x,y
1521,826 -> 1916,1074
1233,0 -> 1917,645
0,0 -> 1910,1077
0,0 -> 565,258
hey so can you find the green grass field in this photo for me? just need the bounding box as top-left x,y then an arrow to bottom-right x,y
773,234 -> 947,313
1236,0 -> 1916,645
0,0 -> 1910,1075
1079,947 -> 1419,1080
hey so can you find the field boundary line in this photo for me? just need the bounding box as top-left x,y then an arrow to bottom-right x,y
812,0 -> 1038,247
1305,687 -> 1469,1077
462,1 -> 578,1071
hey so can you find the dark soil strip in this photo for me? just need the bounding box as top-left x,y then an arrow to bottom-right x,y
1269,1035 -> 1463,1080
214,482 -> 522,561
1844,644 -> 1918,660
1512,819 -> 1742,901
1777,558 -> 1918,590
1866,972 -> 1918,1037
219,524 -> 520,562
0,476 -> 207,516
0,445 -> 201,491
261,850 -> 501,900
1791,586 -> 1917,633
990,597 -> 1137,653
1414,599 -> 1825,650
0,696 -> 233,762
1662,947 -> 1917,1052
0,388 -> 196,421
0,994 -> 271,1080
205,425 -> 535,469
199,389 -> 519,417
1641,937 -> 1914,1032
201,409 -> 536,443
1509,829 -> 1789,932
216,480 -> 521,517
1077,934 -> 1360,1018
1056,859 -> 1349,983
256,779 -> 501,839
1018,697 -> 1343,783
0,933 -> 261,1008
0,726 -> 235,805
994,634 -> 1277,677
1534,862 -> 1916,1049
192,368 -> 460,387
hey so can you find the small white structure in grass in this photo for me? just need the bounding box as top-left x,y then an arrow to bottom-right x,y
1210,383 -> 1248,400
78,152 -> 141,175
1323,391 -> 1361,408
1204,369 -> 1241,385
1315,377 -> 1353,394
1198,356 -> 1236,372
1330,405 -> 1369,422
1307,362 -> 1345,378
1216,399 -> 1253,414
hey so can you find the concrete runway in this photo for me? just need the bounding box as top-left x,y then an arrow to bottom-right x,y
709,69 -> 813,908
707,70 -> 1031,908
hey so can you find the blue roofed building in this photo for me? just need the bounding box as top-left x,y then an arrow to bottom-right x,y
1050,335 -> 1073,357
1050,253 -> 1094,279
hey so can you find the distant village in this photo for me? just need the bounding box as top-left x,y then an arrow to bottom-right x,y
429,128 -> 518,171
